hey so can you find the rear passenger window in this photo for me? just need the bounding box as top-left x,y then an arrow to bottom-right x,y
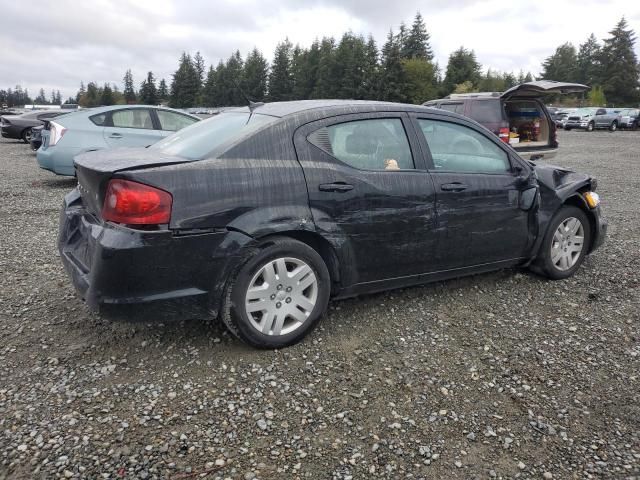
90,113 -> 107,126
440,103 -> 464,114
111,109 -> 154,129
469,101 -> 504,123
418,119 -> 510,174
321,118 -> 414,171
156,110 -> 198,132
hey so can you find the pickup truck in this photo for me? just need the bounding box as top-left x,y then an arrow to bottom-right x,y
565,107 -> 621,132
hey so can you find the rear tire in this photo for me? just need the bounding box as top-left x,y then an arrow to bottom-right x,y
220,237 -> 331,349
609,121 -> 617,132
534,206 -> 591,280
21,128 -> 32,143
564,127 -> 572,131
586,122 -> 594,132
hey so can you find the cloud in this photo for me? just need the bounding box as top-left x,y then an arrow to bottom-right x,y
0,0 -> 638,99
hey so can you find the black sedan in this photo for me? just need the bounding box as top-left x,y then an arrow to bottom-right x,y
59,100 -> 607,348
0,110 -> 66,143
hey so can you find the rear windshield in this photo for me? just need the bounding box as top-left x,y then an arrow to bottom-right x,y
469,100 -> 504,123
151,112 -> 277,160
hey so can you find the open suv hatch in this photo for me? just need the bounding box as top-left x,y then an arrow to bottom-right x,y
423,81 -> 589,161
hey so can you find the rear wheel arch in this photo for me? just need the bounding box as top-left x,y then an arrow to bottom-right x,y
253,231 -> 341,294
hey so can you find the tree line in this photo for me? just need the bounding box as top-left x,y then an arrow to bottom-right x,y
2,14 -> 638,110
67,13 -> 538,109
540,18 -> 639,106
0,87 -> 67,108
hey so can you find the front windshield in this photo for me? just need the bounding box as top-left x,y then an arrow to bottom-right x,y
151,111 -> 277,160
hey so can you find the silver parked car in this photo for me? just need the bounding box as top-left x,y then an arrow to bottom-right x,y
37,105 -> 200,176
618,108 -> 639,130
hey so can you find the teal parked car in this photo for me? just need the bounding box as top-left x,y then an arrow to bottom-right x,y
37,105 -> 200,176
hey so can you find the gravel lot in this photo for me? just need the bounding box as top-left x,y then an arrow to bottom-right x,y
0,131 -> 638,480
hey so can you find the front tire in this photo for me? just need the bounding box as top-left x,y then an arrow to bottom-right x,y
586,122 -> 594,132
535,206 -> 591,280
21,128 -> 32,143
609,121 -> 617,132
221,237 -> 331,348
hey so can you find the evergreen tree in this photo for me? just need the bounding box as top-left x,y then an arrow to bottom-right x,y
362,36 -> 379,99
378,30 -> 407,102
139,71 -> 158,105
123,69 -> 137,103
84,82 -> 100,107
202,66 -> 218,107
600,17 -> 640,105
311,37 -> 337,98
291,43 -> 316,100
503,72 -> 517,88
100,83 -> 115,105
36,88 -> 47,104
396,22 -> 408,57
50,90 -> 56,104
193,51 -> 206,85
443,47 -> 482,94
193,51 -> 206,104
333,33 -> 370,99
225,50 -> 245,105
403,12 -> 433,61
64,97 -> 75,105
268,39 -> 294,101
539,42 -> 577,82
55,90 -> 62,105
158,78 -> 169,103
169,53 -> 201,108
76,81 -> 86,103
402,58 -> 437,103
243,48 -> 269,102
577,34 -> 602,86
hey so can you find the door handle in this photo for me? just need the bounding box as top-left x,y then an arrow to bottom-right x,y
109,133 -> 122,139
440,182 -> 468,192
319,182 -> 354,193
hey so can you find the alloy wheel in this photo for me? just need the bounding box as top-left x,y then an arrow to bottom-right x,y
244,257 -> 318,336
550,217 -> 585,271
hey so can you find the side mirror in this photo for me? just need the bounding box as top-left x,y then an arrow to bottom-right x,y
519,187 -> 539,211
513,164 -> 530,187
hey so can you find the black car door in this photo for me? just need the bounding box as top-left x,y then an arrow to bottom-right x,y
410,113 -> 532,269
294,112 -> 438,286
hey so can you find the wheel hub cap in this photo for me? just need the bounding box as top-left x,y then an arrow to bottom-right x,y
550,217 -> 585,271
245,257 -> 318,336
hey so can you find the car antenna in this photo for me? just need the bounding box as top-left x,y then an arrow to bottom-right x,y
232,78 -> 264,114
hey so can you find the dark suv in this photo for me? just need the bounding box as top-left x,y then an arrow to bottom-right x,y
423,81 -> 589,161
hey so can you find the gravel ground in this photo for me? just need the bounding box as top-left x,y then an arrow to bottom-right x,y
0,131 -> 638,480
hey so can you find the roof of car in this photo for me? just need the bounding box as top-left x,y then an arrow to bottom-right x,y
225,100 -> 436,118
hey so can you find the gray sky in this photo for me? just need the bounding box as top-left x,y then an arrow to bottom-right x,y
1,0 -> 638,100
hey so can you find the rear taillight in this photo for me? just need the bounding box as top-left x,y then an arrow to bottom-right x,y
102,179 -> 172,225
499,127 -> 510,143
49,121 -> 67,146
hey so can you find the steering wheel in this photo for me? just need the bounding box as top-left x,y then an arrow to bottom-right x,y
451,136 -> 484,155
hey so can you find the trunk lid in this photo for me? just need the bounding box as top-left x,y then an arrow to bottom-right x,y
75,148 -> 189,218
502,81 -> 590,100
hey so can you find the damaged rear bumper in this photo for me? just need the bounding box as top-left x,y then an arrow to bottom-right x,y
58,188 -> 250,321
